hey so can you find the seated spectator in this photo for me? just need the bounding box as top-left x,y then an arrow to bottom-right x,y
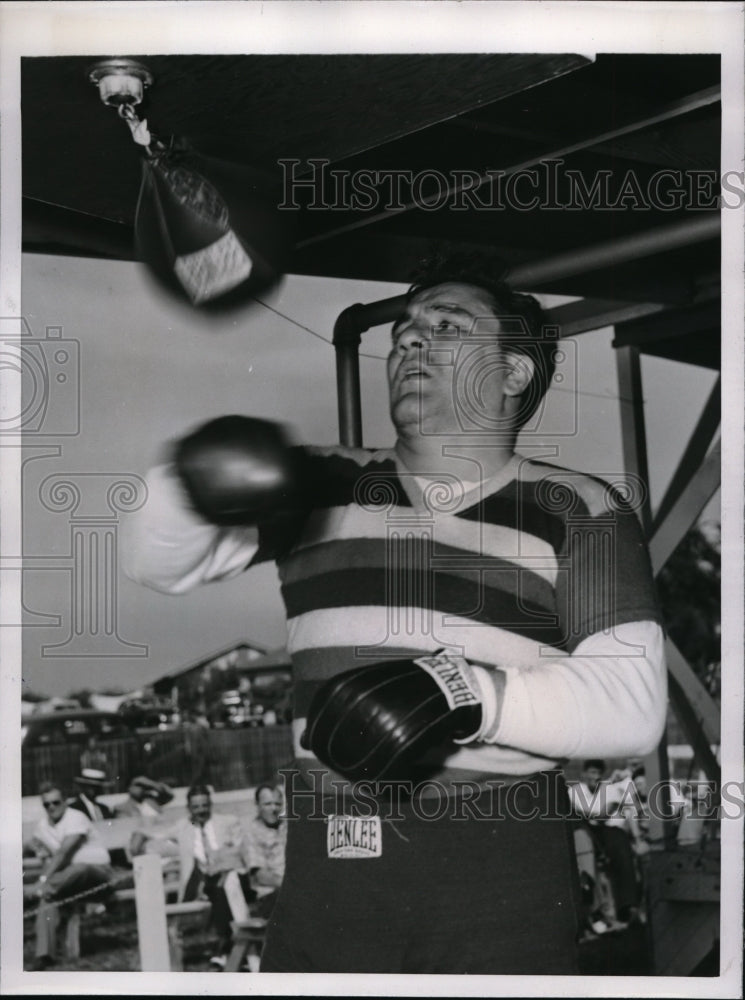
131,784 -> 252,969
115,775 -> 174,820
24,782 -> 114,969
241,783 -> 286,972
68,771 -> 116,822
243,783 -> 286,917
568,759 -> 643,926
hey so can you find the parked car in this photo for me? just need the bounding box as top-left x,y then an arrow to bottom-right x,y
21,709 -> 132,747
118,697 -> 178,732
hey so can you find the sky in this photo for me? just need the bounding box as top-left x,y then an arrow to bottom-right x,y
17,252 -> 720,698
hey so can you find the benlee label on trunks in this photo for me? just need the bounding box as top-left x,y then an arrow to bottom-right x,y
414,652 -> 480,711
327,815 -> 383,858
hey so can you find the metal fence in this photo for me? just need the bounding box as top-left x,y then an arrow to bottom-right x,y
21,725 -> 294,797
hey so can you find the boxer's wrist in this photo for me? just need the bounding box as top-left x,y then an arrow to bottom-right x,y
452,662 -> 505,744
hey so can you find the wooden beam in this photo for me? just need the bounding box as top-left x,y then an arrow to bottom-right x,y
546,299 -> 668,338
652,377 -> 721,533
667,671 -> 721,787
509,216 -> 718,291
613,300 -> 721,350
298,86 -> 720,248
664,639 -> 721,748
614,339 -> 675,843
615,344 -> 653,535
290,233 -> 695,304
453,85 -> 720,146
649,439 -> 721,575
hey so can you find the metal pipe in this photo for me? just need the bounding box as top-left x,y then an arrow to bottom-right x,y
334,295 -> 408,339
335,342 -> 363,447
333,306 -> 366,446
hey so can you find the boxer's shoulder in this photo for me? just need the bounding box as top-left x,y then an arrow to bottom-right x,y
515,457 -> 625,518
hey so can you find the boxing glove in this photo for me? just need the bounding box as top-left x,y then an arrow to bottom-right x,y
300,652 -> 501,782
173,415 -> 303,526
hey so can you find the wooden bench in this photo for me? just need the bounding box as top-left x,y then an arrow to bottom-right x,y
164,900 -> 212,971
59,877 -> 184,960
225,916 -> 268,972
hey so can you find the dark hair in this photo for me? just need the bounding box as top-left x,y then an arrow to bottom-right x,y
407,250 -> 558,428
583,759 -> 606,772
187,783 -> 212,802
255,782 -> 279,803
39,780 -> 64,799
632,765 -> 646,780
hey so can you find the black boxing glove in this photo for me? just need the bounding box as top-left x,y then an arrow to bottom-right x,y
300,652 -> 501,782
173,415 -> 303,526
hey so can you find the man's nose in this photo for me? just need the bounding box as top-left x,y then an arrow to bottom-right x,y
395,324 -> 427,353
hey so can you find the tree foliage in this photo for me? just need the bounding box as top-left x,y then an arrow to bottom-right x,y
66,687 -> 93,709
656,522 -> 721,700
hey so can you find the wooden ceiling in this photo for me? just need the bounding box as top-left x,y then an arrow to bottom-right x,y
21,52 -> 721,366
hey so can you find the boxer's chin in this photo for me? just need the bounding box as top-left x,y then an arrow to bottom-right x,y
390,394 -> 424,435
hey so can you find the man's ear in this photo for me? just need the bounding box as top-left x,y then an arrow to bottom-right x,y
502,351 -> 535,397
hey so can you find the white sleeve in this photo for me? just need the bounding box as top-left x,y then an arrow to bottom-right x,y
61,807 -> 92,838
480,620 -> 667,759
122,464 -> 260,595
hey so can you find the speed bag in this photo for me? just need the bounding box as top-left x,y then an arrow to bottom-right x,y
134,145 -> 295,309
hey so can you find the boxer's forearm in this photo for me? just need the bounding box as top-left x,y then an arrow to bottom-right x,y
485,620 -> 667,759
122,464 -> 259,593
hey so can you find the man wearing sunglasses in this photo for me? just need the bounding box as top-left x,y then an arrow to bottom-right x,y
24,782 -> 114,969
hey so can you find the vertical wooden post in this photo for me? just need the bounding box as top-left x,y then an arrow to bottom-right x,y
134,854 -> 171,971
615,344 -> 653,533
615,342 -> 673,845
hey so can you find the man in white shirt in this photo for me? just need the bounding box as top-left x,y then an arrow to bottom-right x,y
243,783 -> 286,913
24,782 -> 114,969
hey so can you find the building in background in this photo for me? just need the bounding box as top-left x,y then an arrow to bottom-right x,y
151,642 -> 293,725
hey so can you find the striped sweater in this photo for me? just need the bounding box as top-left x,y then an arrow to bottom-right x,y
125,446 -> 666,790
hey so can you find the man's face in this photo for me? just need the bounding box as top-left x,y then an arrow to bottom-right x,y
387,282 -> 506,437
188,793 -> 212,825
41,789 -> 66,825
256,789 -> 282,829
583,766 -> 604,792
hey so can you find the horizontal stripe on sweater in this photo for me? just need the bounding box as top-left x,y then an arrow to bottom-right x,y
281,566 -> 563,642
287,506 -> 561,587
285,608 -> 560,670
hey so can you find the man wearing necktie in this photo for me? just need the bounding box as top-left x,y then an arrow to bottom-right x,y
132,784 -> 252,967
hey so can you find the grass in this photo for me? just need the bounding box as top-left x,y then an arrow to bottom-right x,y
24,896 -> 654,974
24,902 -> 225,972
